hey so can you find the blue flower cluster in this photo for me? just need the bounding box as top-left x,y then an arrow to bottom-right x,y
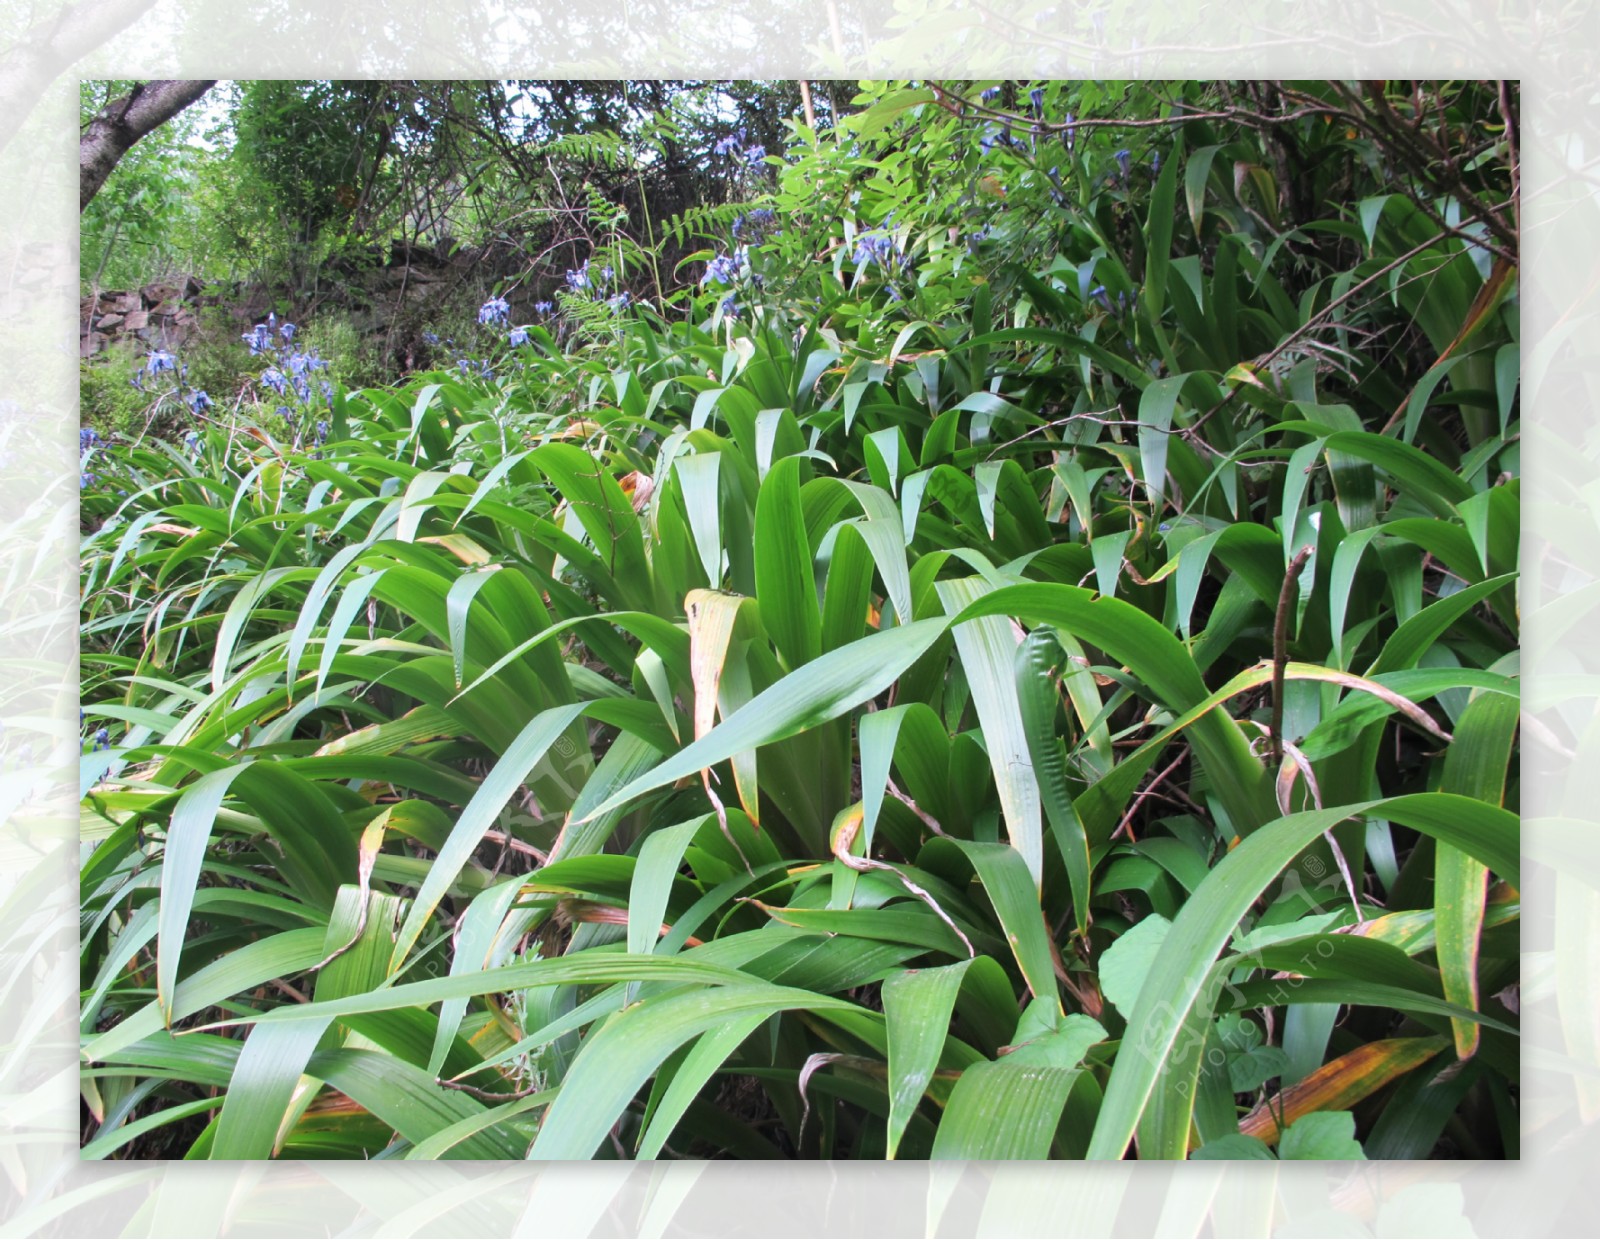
852,230 -> 898,270
235,312 -> 338,451
119,343 -> 214,463
242,313 -> 297,355
478,295 -> 511,326
705,253 -> 743,286
565,260 -> 617,294
1087,284 -> 1133,315
713,128 -> 768,170
258,344 -> 330,403
731,208 -> 778,243
980,123 -> 1029,155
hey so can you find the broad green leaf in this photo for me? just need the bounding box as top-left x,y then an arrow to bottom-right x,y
575,617 -> 951,826
939,577 -> 1043,883
1436,688 -> 1519,1058
529,983 -> 853,1159
1280,1110 -> 1368,1160
882,960 -> 973,1158
1015,630 -> 1091,934
754,455 -> 822,670
634,1013 -> 768,1159
1099,914 -> 1172,1023
947,839 -> 1057,1009
931,1061 -> 1079,1159
1088,795 -> 1516,1159
390,702 -> 590,971
156,763 -> 253,1023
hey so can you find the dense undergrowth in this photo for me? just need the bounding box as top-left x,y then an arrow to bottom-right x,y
80,80 -> 1519,1160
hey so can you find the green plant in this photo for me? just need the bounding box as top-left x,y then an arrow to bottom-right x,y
80,78 -> 1518,1163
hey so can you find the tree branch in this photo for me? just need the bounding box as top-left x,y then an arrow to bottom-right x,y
79,78 -> 216,211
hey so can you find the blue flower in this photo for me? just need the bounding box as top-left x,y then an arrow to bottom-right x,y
422,331 -> 440,346
315,420 -> 329,444
79,427 -> 101,454
93,727 -> 110,751
184,430 -> 200,452
1062,111 -> 1076,147
187,389 -> 212,414
852,232 -> 895,269
1150,151 -> 1161,174
279,321 -> 297,342
1115,148 -> 1131,177
565,265 -> 590,292
705,253 -> 742,286
533,301 -> 554,316
242,324 -> 274,354
981,86 -> 1001,101
145,349 -> 176,375
80,472 -> 98,489
260,368 -> 288,396
509,325 -> 529,347
599,265 -> 614,285
320,381 -> 335,404
719,295 -> 740,318
478,295 -> 510,326
743,145 -> 766,168
713,129 -> 745,156
607,292 -> 631,311
1030,87 -> 1045,115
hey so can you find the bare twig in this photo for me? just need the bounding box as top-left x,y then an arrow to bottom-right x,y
1111,746 -> 1190,843
885,776 -> 946,836
1187,228 -> 1464,442
437,1076 -> 547,1102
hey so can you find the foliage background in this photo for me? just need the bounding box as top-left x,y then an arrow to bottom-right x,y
1,0 -> 1596,1235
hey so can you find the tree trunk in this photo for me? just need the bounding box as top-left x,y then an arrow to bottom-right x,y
79,79 -> 216,211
